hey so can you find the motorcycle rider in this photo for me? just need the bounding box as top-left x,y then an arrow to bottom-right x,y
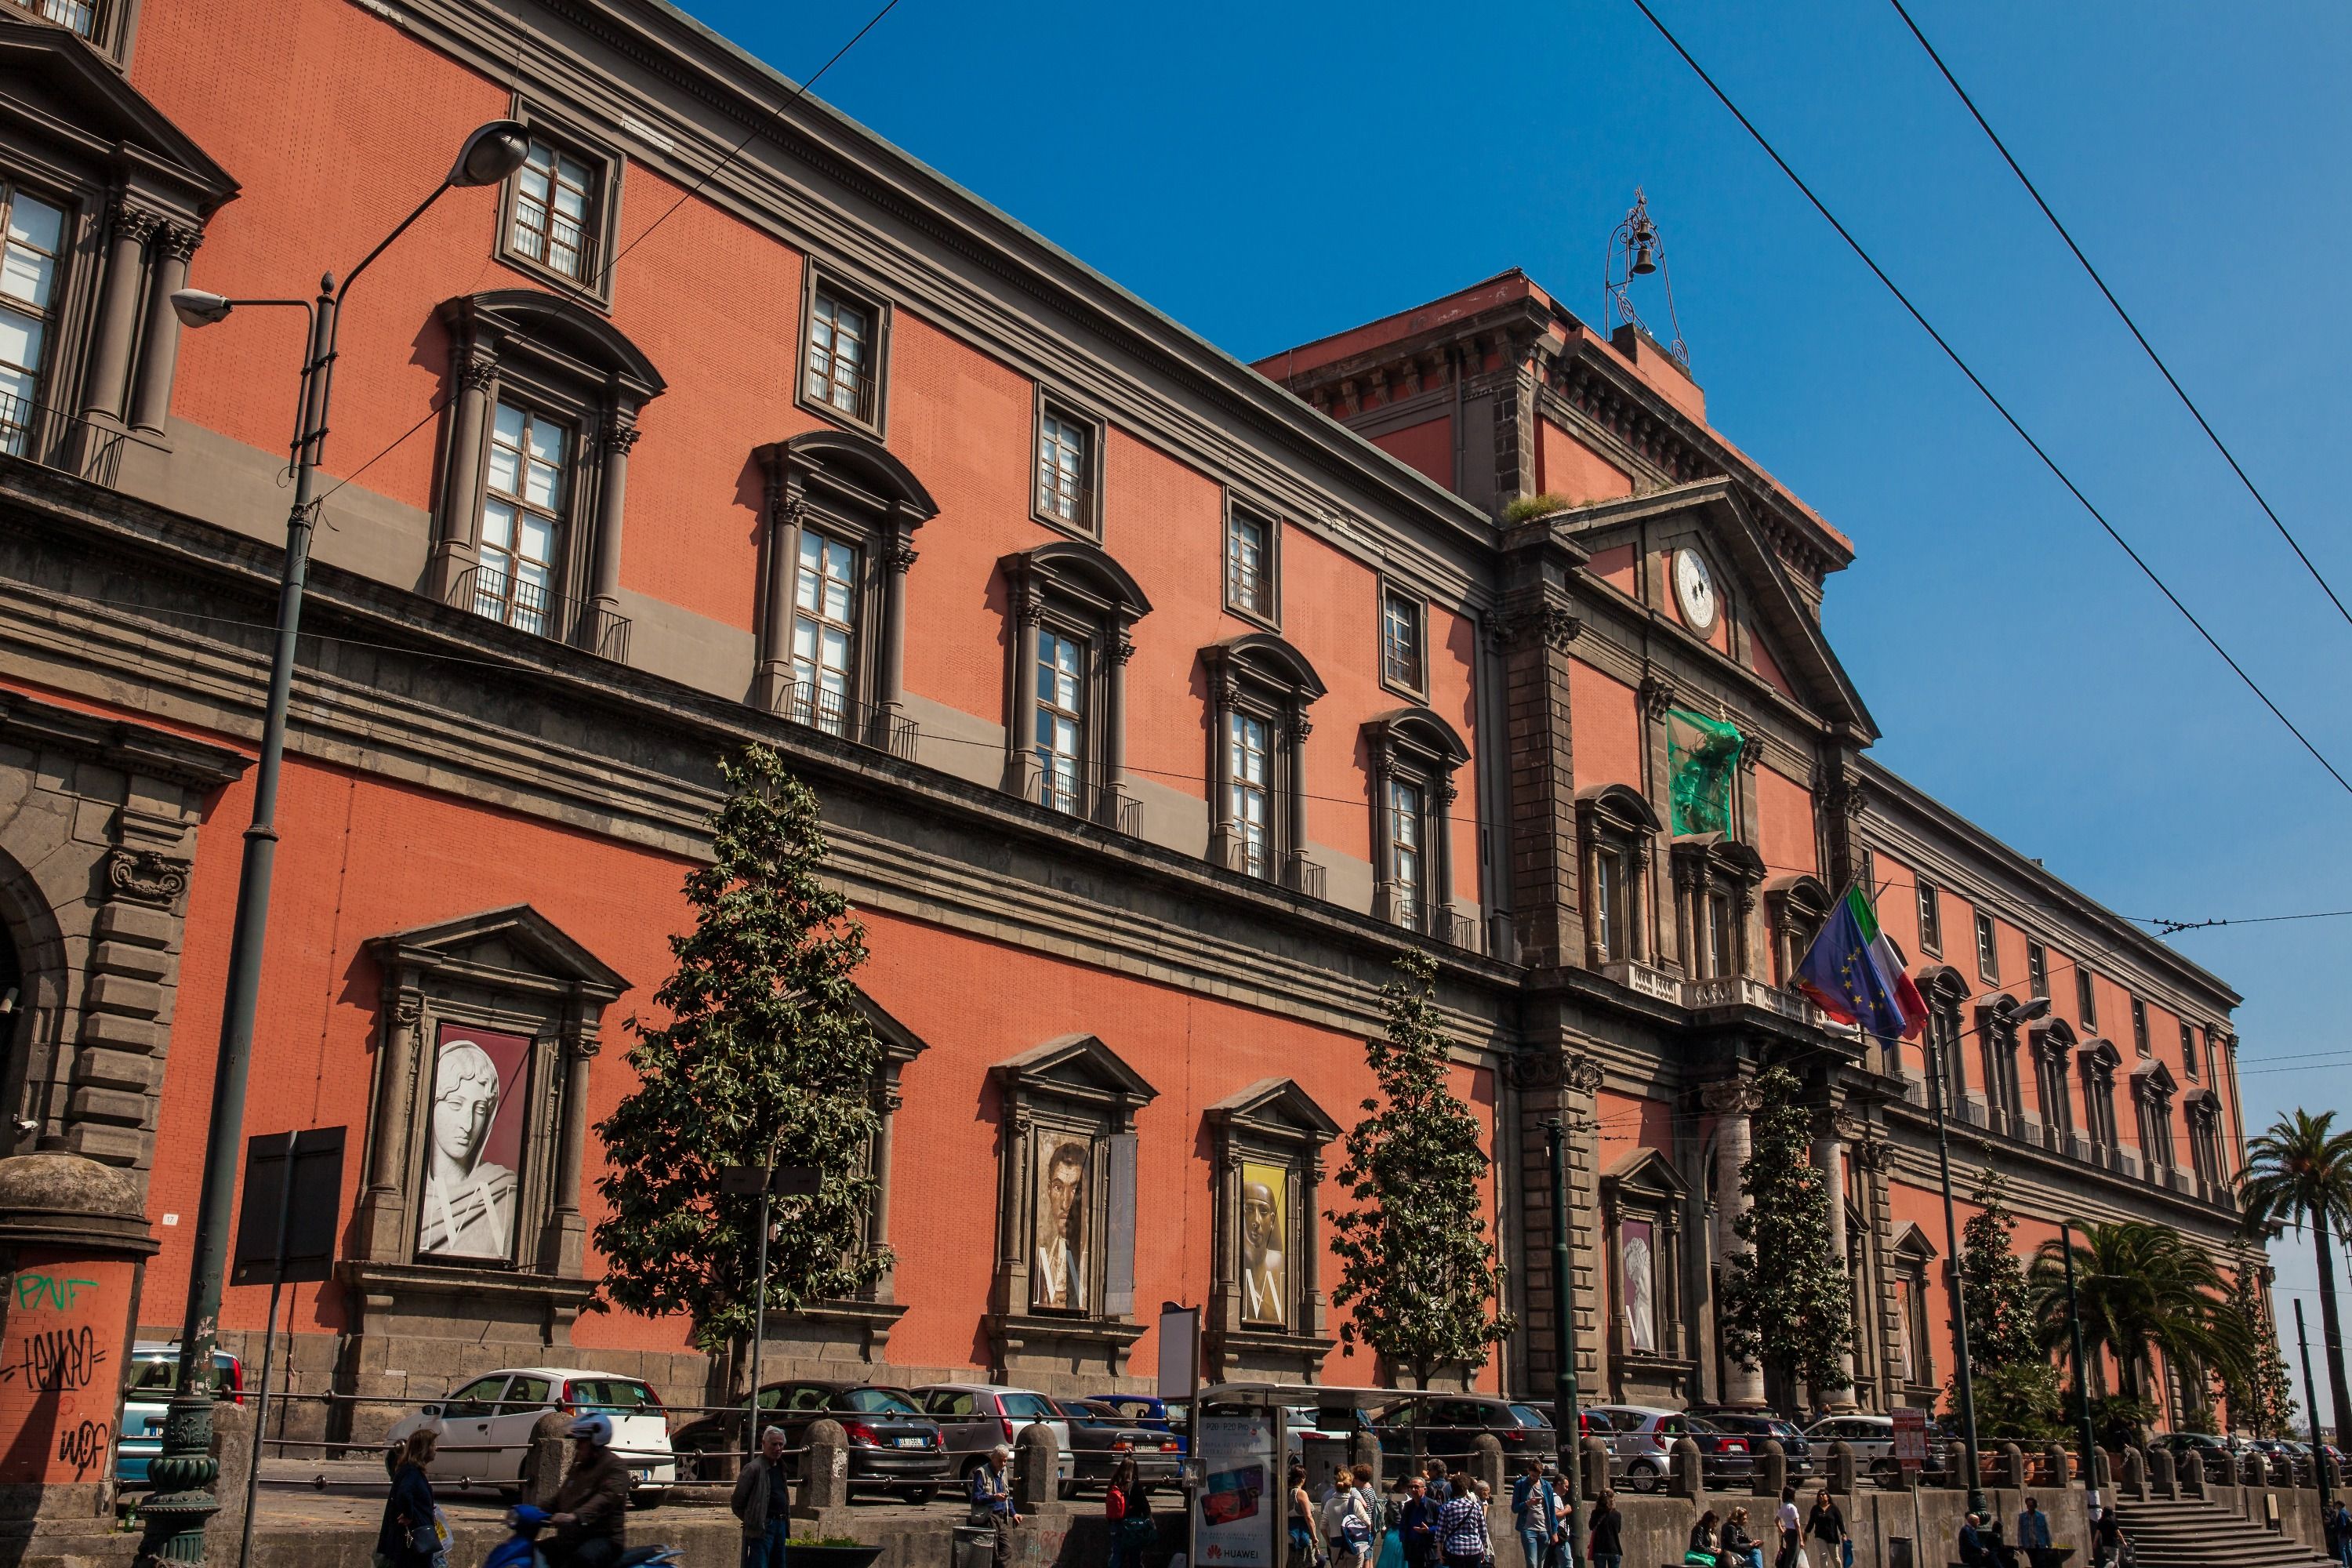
546,1412 -> 633,1568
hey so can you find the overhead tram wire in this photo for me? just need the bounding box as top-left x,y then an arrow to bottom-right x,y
1885,0 -> 2352,636
1621,0 -> 2352,801
313,0 -> 907,506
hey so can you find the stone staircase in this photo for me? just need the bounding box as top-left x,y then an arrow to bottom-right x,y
2111,1498 -> 2335,1568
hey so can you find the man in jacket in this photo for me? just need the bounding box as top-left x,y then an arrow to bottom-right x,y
731,1425 -> 790,1568
548,1413 -> 633,1568
2016,1497 -> 2053,1566
969,1443 -> 1020,1566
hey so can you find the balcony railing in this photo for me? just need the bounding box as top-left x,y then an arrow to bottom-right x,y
447,564 -> 630,663
1213,838 -> 1328,901
770,679 -> 917,763
1024,765 -> 1141,837
1375,889 -> 1481,953
7,0 -> 98,38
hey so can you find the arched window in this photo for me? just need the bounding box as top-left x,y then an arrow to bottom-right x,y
2079,1038 -> 2122,1165
1203,633 -> 1325,894
1671,833 -> 1764,982
2132,1059 -> 2180,1185
1973,993 -> 2027,1135
2184,1088 -> 2224,1197
2029,1017 -> 2077,1155
427,290 -> 665,662
1762,873 -> 1831,989
752,430 -> 938,758
1362,707 -> 1470,945
1577,784 -> 1660,968
1000,539 -> 1152,831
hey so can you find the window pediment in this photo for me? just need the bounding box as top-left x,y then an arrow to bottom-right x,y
365,903 -> 627,1001
1207,632 -> 1325,702
442,289 -> 664,406
767,427 -> 938,522
2029,1017 -> 2078,1059
1205,1077 -> 1339,1150
1668,831 -> 1762,884
0,20 -> 236,212
2081,1037 -> 2121,1073
993,1033 -> 1158,1123
1889,1221 -> 1936,1262
1004,538 -> 1152,623
1364,705 -> 1467,771
1912,963 -> 1971,1007
1577,782 -> 1661,838
2131,1058 -> 2179,1098
1600,1145 -> 1690,1205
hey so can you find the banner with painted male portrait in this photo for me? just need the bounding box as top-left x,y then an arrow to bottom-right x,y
1240,1160 -> 1288,1328
416,1023 -> 529,1261
1031,1130 -> 1095,1312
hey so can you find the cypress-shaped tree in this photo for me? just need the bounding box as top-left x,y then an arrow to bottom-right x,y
1326,954 -> 1514,1387
590,745 -> 887,1383
2221,1250 -> 2298,1439
1717,1064 -> 1854,1412
1951,1167 -> 2063,1439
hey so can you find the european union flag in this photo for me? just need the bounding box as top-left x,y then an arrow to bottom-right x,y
1795,885 -> 1928,1041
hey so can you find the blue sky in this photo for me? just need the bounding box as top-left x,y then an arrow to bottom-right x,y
680,0 -> 2352,1399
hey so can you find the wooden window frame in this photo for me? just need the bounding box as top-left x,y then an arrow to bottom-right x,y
2076,967 -> 2099,1031
1222,495 -> 1281,628
1001,539 -> 1152,831
2131,997 -> 2151,1058
2181,1022 -> 2200,1080
1915,878 -> 1942,956
2027,941 -> 2049,1000
1670,834 -> 1765,982
1974,910 -> 1998,985
797,264 -> 891,438
1031,388 -> 1103,539
493,109 -> 623,307
1578,784 -> 1660,969
1203,633 -> 1324,893
1377,580 -> 1428,700
1364,709 -> 1468,941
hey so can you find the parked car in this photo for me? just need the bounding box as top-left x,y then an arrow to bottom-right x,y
671,1380 -> 949,1500
1055,1399 -> 1182,1490
116,1343 -> 244,1486
2152,1430 -> 2234,1479
913,1382 -> 1073,1490
1367,1396 -> 1559,1477
1090,1393 -> 1191,1452
1686,1410 -> 1815,1478
383,1367 -> 675,1504
1583,1406 -> 1752,1493
1803,1413 -> 1956,1488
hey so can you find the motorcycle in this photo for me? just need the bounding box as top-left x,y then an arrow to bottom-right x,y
483,1504 -> 683,1568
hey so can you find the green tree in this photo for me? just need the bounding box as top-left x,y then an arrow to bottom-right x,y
1326,954 -> 1513,1387
591,746 -> 887,1383
2220,1250 -> 2298,1439
1950,1167 -> 2063,1439
1717,1065 -> 1853,1414
2028,1221 -> 2253,1439
2239,1109 -> 2352,1445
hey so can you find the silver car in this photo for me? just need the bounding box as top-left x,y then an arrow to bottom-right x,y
913,1382 -> 1074,1493
1582,1405 -> 1753,1493
1804,1414 -> 1956,1487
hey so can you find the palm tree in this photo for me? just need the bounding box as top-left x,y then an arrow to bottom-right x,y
2240,1109 -> 2352,1446
2029,1221 -> 2254,1436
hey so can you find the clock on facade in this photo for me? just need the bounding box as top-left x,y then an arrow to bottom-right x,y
1672,547 -> 1719,636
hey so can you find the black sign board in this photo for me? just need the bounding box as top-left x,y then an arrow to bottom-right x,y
718,1163 -> 822,1197
231,1127 -> 347,1286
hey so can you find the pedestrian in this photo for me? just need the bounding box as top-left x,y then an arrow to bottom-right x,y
1773,1486 -> 1800,1568
2014,1496 -> 2051,1568
1807,1487 -> 1849,1568
1326,1464 -> 1377,1568
2332,1499 -> 2352,1568
546,1412 -> 631,1568
1510,1460 -> 1559,1568
376,1428 -> 441,1568
1585,1489 -> 1624,1568
1687,1508 -> 1721,1567
1538,1465 -> 1570,1568
2089,1507 -> 2124,1568
1290,1463 -> 1322,1568
1957,1512 -> 1993,1568
730,1425 -> 790,1568
1425,1459 -> 1453,1501
1718,1505 -> 1756,1568
1436,1472 -> 1489,1568
1398,1474 -> 1439,1568
968,1443 -> 1021,1568
1108,1455 -> 1156,1568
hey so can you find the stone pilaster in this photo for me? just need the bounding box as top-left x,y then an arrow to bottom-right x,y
1703,1076 -> 1766,1407
1515,1047 -> 1605,1395
1493,523 -> 1588,971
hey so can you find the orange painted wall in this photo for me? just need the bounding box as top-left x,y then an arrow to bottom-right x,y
1536,419 -> 1632,505
1596,1091 -> 1675,1168
116,684 -> 1504,1385
1750,634 -> 1795,699
1755,767 -> 1817,881
1586,543 -> 1639,601
1370,417 -> 1454,492
1567,659 -> 1643,794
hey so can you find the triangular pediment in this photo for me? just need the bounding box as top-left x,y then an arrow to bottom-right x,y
2131,1058 -> 2179,1096
0,21 -> 237,214
847,989 -> 931,1066
367,904 -> 628,998
1206,1077 -> 1341,1144
993,1033 -> 1158,1111
1557,478 -> 1875,735
1600,1145 -> 1689,1202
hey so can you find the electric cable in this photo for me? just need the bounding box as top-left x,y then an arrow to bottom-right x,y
1622,0 -> 2352,800
1885,0 -> 2352,634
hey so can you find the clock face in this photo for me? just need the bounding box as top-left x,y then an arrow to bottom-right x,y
1674,547 -> 1720,635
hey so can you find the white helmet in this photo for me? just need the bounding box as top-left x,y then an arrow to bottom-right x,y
568,1411 -> 613,1447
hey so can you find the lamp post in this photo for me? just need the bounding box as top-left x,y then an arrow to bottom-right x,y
1923,993 -> 2048,1520
2058,1219 -> 2101,1519
1544,1117 -> 1585,1568
135,120 -> 530,1568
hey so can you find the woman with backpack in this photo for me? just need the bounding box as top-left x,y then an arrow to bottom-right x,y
1107,1457 -> 1156,1568
376,1428 -> 441,1568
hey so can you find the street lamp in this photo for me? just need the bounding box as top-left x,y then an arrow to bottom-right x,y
2057,1218 -> 2102,1523
136,118 -> 528,1568
1924,993 -> 2048,1519
1545,1118 -> 1586,1568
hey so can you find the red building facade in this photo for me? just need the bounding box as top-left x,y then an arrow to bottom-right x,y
0,0 -> 2245,1437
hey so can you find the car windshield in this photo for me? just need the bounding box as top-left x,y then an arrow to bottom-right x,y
1000,1393 -> 1058,1421
1683,1417 -> 1724,1435
840,1388 -> 920,1415
1508,1404 -> 1552,1428
568,1379 -> 659,1412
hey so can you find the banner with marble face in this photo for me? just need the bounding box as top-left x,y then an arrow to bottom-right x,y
1240,1161 -> 1288,1327
418,1024 -> 529,1261
1032,1131 -> 1094,1312
1621,1218 -> 1657,1354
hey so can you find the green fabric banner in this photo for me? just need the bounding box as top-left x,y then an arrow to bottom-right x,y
1665,708 -> 1744,836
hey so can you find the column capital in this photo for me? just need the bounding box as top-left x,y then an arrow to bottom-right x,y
108,201 -> 165,246
1700,1076 -> 1760,1118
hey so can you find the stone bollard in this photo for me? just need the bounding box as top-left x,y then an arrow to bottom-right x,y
1827,1440 -> 1857,1495
2092,1447 -> 2111,1491
1670,1437 -> 1704,1500
1349,1430 -> 1381,1479
1582,1436 -> 1612,1502
1753,1438 -> 1787,1497
797,1418 -> 851,1515
2042,1443 -> 2069,1491
1471,1435 -> 1506,1503
524,1410 -> 571,1507
2240,1449 -> 2263,1487
1999,1443 -> 2025,1490
2147,1444 -> 2174,1499
2122,1446 -> 2147,1501
198,1398 -> 255,1563
2180,1449 -> 2205,1498
1015,1421 -> 1058,1511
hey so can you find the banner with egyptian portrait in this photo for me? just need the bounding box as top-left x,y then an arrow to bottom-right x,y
1239,1160 -> 1288,1327
1031,1130 -> 1095,1312
417,1023 -> 529,1261
1620,1217 -> 1657,1354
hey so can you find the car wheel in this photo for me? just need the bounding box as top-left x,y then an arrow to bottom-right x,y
1058,1477 -> 1077,1501
1869,1459 -> 1899,1488
1625,1459 -> 1661,1494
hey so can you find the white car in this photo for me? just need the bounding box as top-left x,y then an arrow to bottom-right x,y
385,1367 -> 677,1504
